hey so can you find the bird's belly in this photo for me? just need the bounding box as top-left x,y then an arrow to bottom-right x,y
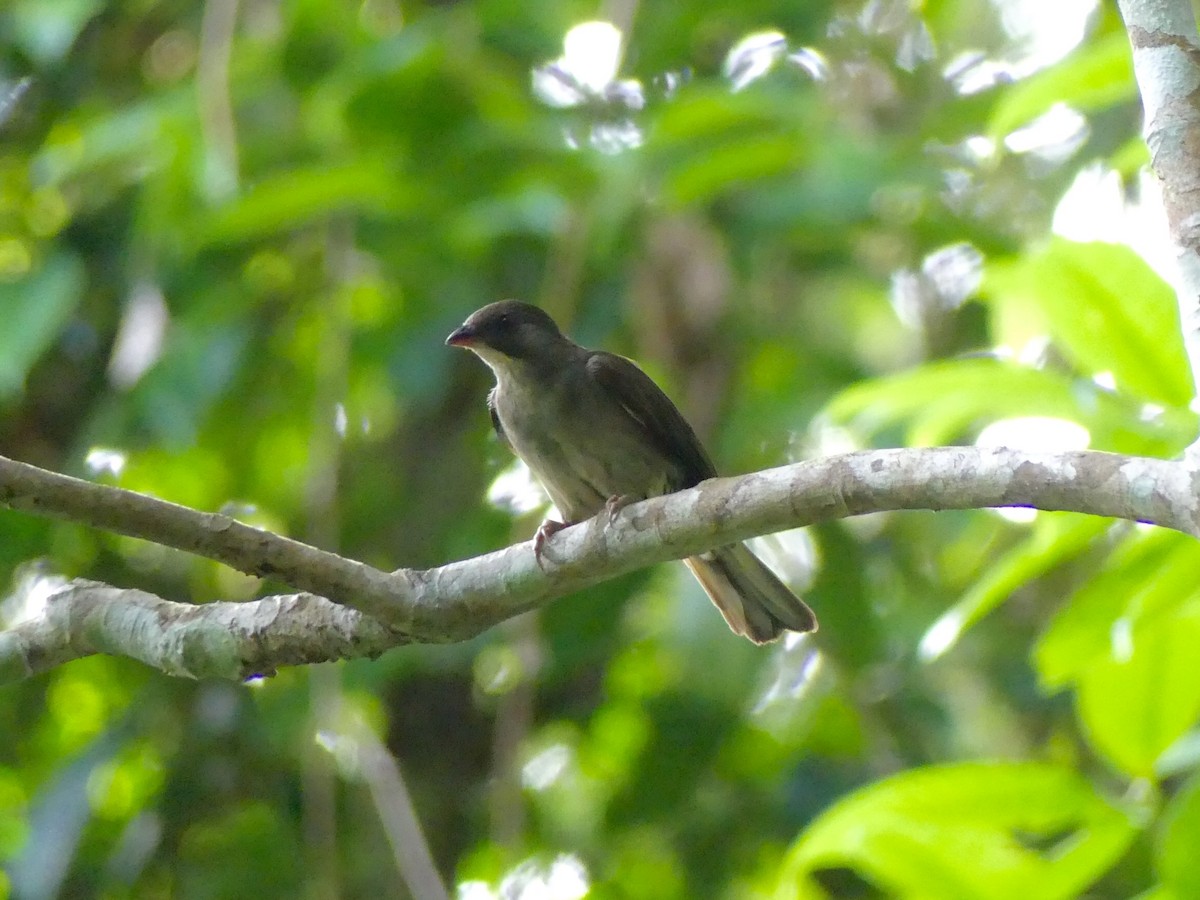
500,395 -> 673,522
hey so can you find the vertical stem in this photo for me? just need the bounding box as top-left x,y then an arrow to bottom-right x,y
304,666 -> 343,900
488,614 -> 542,848
302,219 -> 355,899
197,0 -> 241,199
355,723 -> 452,900
301,219 -> 449,895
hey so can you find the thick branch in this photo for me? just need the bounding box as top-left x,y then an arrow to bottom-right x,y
1118,0 -> 1200,408
0,581 -> 395,681
1,446 -> 1197,681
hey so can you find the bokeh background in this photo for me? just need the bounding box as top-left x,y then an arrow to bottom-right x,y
2,0 -> 1198,897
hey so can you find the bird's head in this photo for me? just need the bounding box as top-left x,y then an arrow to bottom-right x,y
446,301 -> 566,370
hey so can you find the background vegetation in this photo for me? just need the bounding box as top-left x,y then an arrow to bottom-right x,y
1,0 -> 1195,897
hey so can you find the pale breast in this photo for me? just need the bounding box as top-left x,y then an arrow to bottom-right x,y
493,365 -> 679,522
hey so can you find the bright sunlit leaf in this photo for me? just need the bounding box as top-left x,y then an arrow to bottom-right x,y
778,762 -> 1135,900
984,239 -> 1193,408
1077,595 -> 1200,778
1035,529 -> 1200,690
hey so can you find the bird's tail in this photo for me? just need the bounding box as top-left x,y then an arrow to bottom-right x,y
683,543 -> 817,644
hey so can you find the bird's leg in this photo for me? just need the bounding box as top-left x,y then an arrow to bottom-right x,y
534,496 -> 637,569
533,518 -> 569,569
605,494 -> 637,524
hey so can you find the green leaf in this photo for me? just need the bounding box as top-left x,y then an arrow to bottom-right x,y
921,514 -> 1112,660
1076,594 -> 1200,778
822,356 -> 1194,453
1158,773 -> 1200,897
662,136 -> 801,206
192,161 -> 415,246
0,249 -> 85,399
11,0 -> 105,64
988,30 -> 1135,140
984,240 -> 1193,407
1032,529 -> 1200,776
33,90 -> 191,186
651,87 -> 797,144
777,762 -> 1135,900
1035,529 -> 1200,689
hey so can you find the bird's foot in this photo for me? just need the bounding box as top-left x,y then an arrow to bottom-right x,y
533,518 -> 569,569
605,494 -> 636,524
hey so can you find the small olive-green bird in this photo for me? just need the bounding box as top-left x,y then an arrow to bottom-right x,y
447,300 -> 817,643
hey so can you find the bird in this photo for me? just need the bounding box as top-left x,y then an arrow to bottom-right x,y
446,299 -> 817,643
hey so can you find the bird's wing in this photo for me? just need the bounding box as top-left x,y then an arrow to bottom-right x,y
585,351 -> 716,487
486,386 -> 510,449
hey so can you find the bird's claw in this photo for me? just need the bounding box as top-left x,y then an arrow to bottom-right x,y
533,519 -> 569,570
533,500 -> 633,570
605,494 -> 635,524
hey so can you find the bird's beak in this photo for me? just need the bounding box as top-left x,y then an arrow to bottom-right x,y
445,324 -> 475,348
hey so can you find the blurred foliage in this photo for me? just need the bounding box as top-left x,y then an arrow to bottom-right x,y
0,0 -> 1197,897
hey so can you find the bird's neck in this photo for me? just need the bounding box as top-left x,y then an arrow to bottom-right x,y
485,338 -> 583,388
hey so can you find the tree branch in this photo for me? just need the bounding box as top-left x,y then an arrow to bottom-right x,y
0,580 -> 395,682
1118,0 -> 1200,416
0,455 -> 409,625
1,446 -> 1196,682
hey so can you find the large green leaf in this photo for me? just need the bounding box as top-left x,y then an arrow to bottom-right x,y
1031,529 -> 1200,777
777,762 -> 1135,900
984,240 -> 1193,407
1035,529 -> 1200,689
823,356 -> 1195,453
1076,594 -> 1200,778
